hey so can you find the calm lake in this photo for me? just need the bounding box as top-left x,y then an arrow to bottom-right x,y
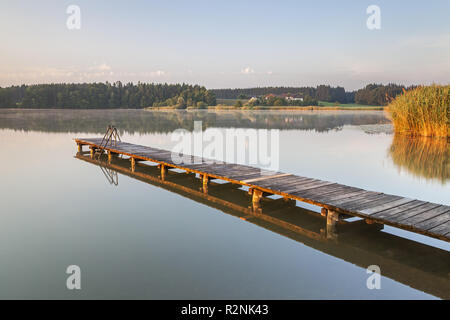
0,109 -> 448,299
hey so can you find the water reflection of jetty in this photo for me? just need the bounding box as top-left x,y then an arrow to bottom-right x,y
389,135 -> 449,184
76,152 -> 450,299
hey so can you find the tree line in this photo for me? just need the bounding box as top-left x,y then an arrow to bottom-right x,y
354,83 -> 412,106
0,82 -> 216,109
212,86 -> 351,103
212,83 -> 412,106
240,95 -> 318,107
0,82 -> 416,108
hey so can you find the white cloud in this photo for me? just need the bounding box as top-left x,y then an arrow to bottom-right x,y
241,67 -> 254,74
89,63 -> 112,71
149,70 -> 166,77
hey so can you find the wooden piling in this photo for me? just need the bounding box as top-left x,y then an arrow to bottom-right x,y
326,210 -> 340,239
159,164 -> 167,180
202,174 -> 210,193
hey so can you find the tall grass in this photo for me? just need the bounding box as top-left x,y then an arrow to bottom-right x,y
388,84 -> 449,138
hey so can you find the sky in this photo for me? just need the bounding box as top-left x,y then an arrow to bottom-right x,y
0,0 -> 449,90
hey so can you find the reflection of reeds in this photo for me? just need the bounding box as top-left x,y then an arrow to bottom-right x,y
389,134 -> 449,183
388,85 -> 449,138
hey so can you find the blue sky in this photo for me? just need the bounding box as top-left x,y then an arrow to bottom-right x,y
1,0 -> 449,90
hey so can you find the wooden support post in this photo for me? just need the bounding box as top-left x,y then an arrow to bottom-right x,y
202,174 -> 210,193
108,151 -> 113,163
77,144 -> 83,153
321,208 -> 328,217
90,147 -> 95,158
252,188 -> 264,204
131,157 -> 136,172
326,210 -> 340,240
160,164 -> 167,180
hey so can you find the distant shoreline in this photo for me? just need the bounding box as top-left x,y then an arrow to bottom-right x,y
147,105 -> 386,111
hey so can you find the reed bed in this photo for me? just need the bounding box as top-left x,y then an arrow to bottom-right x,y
388,85 -> 449,138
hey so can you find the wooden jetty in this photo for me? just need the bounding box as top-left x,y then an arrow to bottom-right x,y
75,152 -> 450,299
74,137 -> 450,242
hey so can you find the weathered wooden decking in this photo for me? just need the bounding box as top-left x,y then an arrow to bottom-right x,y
75,137 -> 450,242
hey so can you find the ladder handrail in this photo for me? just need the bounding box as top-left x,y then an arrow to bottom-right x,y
95,125 -> 121,159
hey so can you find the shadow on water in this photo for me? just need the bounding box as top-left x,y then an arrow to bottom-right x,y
75,152 -> 450,300
389,135 -> 449,184
0,109 -> 390,133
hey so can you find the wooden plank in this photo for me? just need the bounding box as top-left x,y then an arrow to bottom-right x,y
284,179 -> 325,190
414,211 -> 450,231
272,178 -> 317,191
428,221 -> 450,236
253,175 -> 309,188
312,187 -> 362,201
288,181 -> 336,196
228,171 -> 267,180
388,203 -> 442,223
243,173 -> 292,183
298,185 -> 356,199
328,191 -> 381,206
360,197 -> 415,215
322,189 -> 367,202
350,195 -> 404,212
218,167 -> 263,179
400,206 -> 450,226
339,194 -> 393,211
370,200 -> 427,219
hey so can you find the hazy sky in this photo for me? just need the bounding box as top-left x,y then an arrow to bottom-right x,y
1,0 -> 449,90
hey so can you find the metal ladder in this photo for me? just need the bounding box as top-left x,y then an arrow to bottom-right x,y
95,125 -> 121,159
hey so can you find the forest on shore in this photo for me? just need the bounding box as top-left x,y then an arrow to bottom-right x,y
212,83 -> 410,106
0,82 -> 413,109
0,82 -> 216,109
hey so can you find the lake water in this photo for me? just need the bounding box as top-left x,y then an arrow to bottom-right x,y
0,109 -> 448,299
